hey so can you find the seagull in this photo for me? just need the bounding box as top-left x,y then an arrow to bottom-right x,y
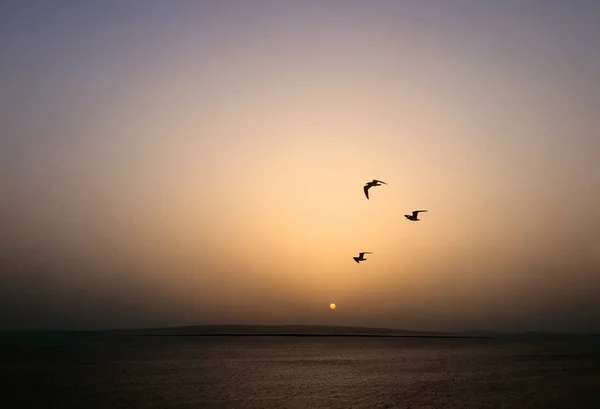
363,179 -> 387,199
353,252 -> 372,263
405,210 -> 428,221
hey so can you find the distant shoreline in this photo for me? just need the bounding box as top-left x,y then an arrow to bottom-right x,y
135,333 -> 492,339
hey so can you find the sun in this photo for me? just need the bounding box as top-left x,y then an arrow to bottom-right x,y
329,303 -> 336,310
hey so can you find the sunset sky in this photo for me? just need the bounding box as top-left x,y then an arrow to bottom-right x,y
2,1 -> 599,332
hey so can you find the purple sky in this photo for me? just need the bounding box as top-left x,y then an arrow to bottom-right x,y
1,1 -> 599,331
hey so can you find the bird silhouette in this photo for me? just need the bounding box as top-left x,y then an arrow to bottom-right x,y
363,179 -> 387,199
405,210 -> 428,221
353,252 -> 372,263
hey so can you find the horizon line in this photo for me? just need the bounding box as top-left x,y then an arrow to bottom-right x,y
1,323 -> 598,336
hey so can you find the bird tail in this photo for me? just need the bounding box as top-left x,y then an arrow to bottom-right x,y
353,257 -> 359,263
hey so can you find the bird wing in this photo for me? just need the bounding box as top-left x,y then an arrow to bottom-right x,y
374,180 -> 387,184
415,210 -> 428,214
363,185 -> 370,199
359,252 -> 372,257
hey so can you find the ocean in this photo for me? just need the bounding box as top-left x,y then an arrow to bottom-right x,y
1,334 -> 599,408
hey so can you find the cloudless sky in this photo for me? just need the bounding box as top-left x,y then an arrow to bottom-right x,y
1,0 -> 599,332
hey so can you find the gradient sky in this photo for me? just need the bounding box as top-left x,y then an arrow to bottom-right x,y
1,0 -> 599,332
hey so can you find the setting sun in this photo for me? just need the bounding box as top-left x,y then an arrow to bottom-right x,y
330,303 -> 336,310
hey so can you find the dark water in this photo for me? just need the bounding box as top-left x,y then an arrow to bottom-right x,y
2,334 -> 600,408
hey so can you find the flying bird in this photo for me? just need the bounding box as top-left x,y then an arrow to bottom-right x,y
405,210 -> 428,221
363,179 -> 387,199
353,252 -> 372,263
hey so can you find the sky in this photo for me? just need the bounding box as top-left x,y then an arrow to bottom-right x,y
1,0 -> 599,332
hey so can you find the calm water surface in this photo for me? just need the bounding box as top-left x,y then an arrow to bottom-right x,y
2,335 -> 600,408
